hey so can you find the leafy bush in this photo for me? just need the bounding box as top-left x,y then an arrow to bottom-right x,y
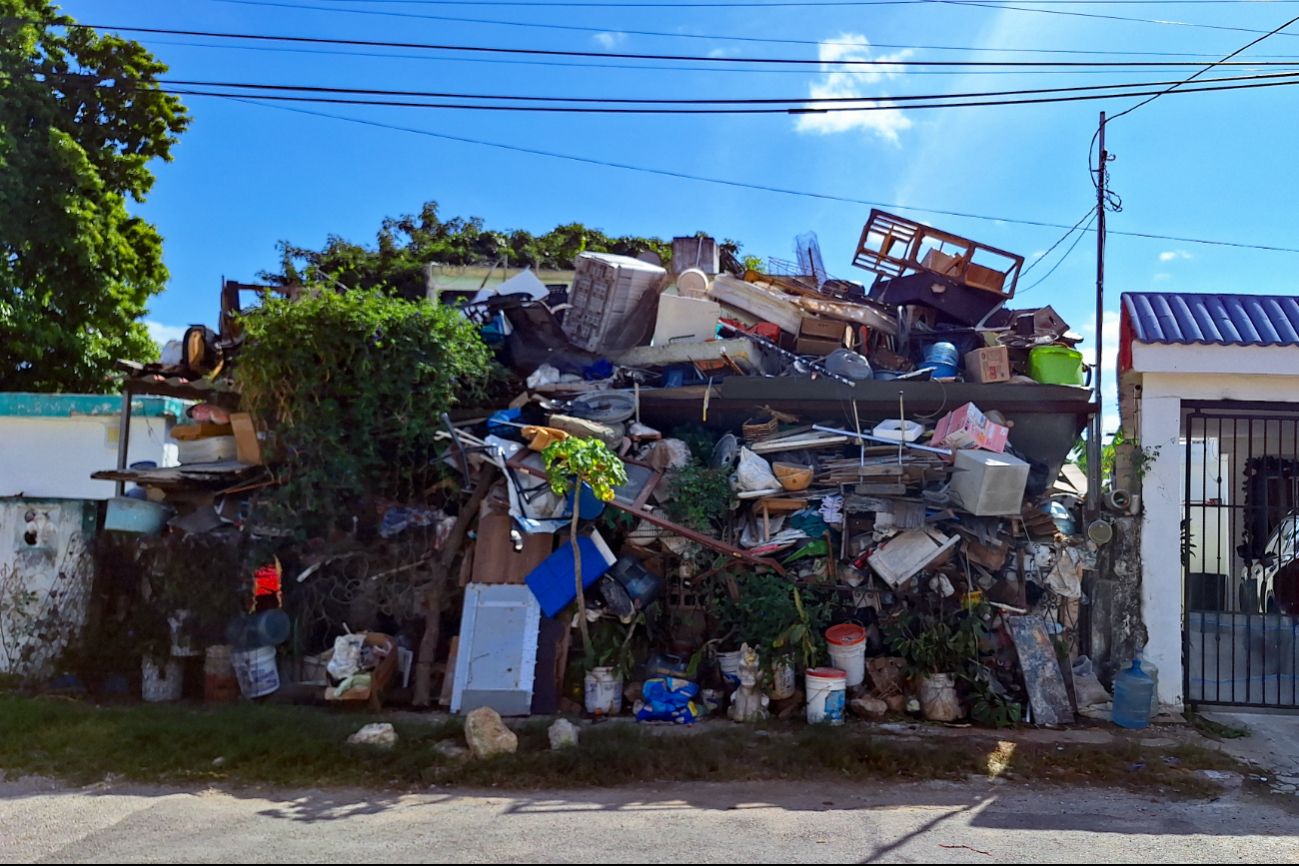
235,289 -> 491,534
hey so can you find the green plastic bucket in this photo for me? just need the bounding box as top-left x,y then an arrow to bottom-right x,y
1029,346 -> 1086,385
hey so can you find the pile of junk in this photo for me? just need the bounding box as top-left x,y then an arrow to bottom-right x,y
436,210 -> 1125,728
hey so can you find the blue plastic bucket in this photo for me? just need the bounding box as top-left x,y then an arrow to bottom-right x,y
920,342 -> 959,379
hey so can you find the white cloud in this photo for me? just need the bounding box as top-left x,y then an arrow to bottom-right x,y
1153,273 -> 1172,281
145,320 -> 186,347
793,34 -> 913,143
592,32 -> 625,49
1159,250 -> 1192,262
707,46 -> 738,58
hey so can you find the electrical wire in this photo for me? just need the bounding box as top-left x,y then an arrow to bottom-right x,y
1020,206 -> 1098,276
153,73 -> 1299,111
87,68 -> 1291,104
137,39 -> 1299,73
1017,210 -> 1101,293
50,22 -> 1299,67
935,0 -> 1299,39
260,0 -> 1299,5
212,94 -> 1299,254
1108,11 -> 1299,118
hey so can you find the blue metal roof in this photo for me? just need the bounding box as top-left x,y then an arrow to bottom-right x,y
1122,292 -> 1299,348
0,393 -> 187,418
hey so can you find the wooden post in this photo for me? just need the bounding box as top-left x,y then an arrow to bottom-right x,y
412,465 -> 497,707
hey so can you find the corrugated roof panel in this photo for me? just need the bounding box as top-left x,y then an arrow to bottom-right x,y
1122,292 -> 1299,348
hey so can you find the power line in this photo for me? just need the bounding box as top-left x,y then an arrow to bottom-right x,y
154,72 -> 1299,110
189,0 -> 1299,49
1020,206 -> 1099,277
228,0 -> 1299,6
1018,210 -> 1098,293
119,68 -> 1299,103
215,95 -> 1299,253
139,40 -> 1299,73
53,22 -> 1299,67
1109,11 -> 1299,118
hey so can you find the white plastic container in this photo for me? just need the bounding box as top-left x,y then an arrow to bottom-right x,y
825,624 -> 868,688
584,666 -> 623,716
770,661 -> 796,700
231,646 -> 280,699
805,667 -> 848,725
676,268 -> 711,299
141,657 -> 183,702
717,650 -> 743,687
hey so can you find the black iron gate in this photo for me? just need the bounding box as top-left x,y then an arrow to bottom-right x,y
1184,403 -> 1299,708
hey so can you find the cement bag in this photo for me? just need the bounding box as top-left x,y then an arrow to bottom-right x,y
735,447 -> 779,492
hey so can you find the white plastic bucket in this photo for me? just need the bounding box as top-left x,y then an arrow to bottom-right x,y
770,661 -> 796,700
141,657 -> 183,702
231,646 -> 280,699
717,651 -> 743,687
584,666 -> 623,716
805,667 -> 848,725
825,624 -> 868,688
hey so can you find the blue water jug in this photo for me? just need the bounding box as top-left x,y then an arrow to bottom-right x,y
1112,652 -> 1155,729
921,342 -> 960,379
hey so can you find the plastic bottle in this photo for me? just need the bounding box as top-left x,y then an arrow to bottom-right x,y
1141,655 -> 1160,719
1112,651 -> 1156,729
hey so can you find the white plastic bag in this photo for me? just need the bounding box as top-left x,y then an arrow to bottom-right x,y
327,633 -> 367,681
735,447 -> 780,492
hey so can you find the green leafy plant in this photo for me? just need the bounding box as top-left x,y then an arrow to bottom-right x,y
963,673 -> 1023,728
665,464 -> 733,533
889,612 -> 982,678
541,437 -> 628,658
236,289 -> 491,536
1,4 -> 189,392
588,614 -> 644,680
713,572 -> 832,669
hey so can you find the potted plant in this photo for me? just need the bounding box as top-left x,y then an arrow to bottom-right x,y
582,615 -> 641,716
541,437 -> 628,662
890,614 -> 980,722
713,572 -> 830,695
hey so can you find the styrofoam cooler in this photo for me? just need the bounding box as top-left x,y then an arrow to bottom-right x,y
949,450 -> 1030,516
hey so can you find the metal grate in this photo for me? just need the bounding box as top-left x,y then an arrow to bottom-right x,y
1183,405 -> 1299,708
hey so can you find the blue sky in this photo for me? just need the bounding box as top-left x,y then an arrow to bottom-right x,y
56,0 -> 1299,427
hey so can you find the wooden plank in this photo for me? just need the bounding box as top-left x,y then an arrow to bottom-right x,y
1005,615 -> 1075,725
438,636 -> 459,706
854,483 -> 908,496
858,465 -> 906,477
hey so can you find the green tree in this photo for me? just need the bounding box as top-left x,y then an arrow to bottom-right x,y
0,3 -> 188,392
267,202 -> 753,300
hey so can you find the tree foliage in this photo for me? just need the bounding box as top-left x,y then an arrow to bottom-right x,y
235,289 -> 492,536
0,3 -> 189,392
266,201 -> 749,300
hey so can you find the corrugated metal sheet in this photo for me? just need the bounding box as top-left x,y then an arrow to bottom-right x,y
1123,292 -> 1299,348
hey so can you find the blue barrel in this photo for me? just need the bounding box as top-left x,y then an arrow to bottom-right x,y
1112,653 -> 1156,729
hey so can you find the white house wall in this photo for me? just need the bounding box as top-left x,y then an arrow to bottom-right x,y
0,415 -> 176,500
0,499 -> 97,678
1130,341 -> 1299,708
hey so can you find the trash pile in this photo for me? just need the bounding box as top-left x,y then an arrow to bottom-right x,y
88,211 -> 1128,731
439,213 -> 1111,729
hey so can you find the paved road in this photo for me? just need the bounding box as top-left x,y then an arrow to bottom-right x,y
1,776 -> 1296,863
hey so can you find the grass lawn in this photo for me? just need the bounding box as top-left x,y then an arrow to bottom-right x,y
0,696 -> 1244,795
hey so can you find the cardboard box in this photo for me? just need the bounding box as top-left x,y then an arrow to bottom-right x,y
795,336 -> 845,356
963,263 -> 1007,295
171,423 -> 234,442
950,450 -> 1029,516
919,249 -> 1007,295
964,346 -> 1011,384
932,402 -> 1009,452
229,412 -> 263,465
921,248 -> 964,278
799,316 -> 850,342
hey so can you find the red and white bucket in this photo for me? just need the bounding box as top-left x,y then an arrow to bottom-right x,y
825,623 -> 868,688
805,667 -> 848,725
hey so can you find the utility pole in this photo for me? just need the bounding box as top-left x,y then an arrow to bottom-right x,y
1088,111 -> 1108,513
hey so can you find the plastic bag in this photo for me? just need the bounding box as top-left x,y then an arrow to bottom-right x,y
735,447 -> 779,492
1072,655 -> 1112,708
327,634 -> 367,681
634,677 -> 702,724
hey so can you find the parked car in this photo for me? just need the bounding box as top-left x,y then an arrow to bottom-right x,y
1240,511 -> 1299,615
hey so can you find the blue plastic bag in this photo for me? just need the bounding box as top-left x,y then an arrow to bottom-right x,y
636,677 -> 702,725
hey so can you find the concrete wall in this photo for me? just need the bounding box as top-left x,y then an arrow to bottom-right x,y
0,499 -> 97,677
1127,341 -> 1299,708
0,415 -> 176,500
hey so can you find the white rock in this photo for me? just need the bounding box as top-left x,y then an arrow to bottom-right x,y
348,722 -> 398,749
434,740 -> 469,759
548,718 -> 580,749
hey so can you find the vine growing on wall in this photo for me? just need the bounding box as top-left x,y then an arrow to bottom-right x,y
235,289 -> 492,536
